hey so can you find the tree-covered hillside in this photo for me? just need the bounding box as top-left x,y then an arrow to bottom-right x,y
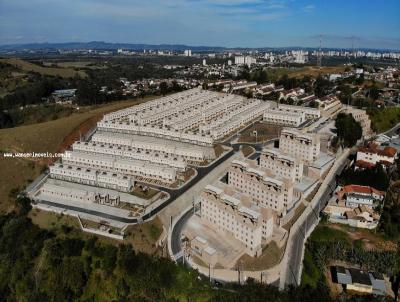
0,198 -> 385,302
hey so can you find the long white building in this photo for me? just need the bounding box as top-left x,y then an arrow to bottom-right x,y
263,109 -> 305,127
62,150 -> 177,183
39,183 -> 121,206
72,141 -> 187,170
97,121 -> 214,146
278,104 -> 321,120
49,164 -> 134,192
91,132 -> 215,162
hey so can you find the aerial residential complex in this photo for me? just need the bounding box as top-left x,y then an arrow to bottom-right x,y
27,87 -> 280,235
26,84 -> 342,263
98,88 -> 272,143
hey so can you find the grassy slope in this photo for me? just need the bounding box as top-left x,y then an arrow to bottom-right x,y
368,107 -> 400,133
0,58 -> 87,78
0,97 -> 158,212
288,66 -> 347,79
301,225 -> 350,287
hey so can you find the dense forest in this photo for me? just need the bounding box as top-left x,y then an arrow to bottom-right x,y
0,59 -> 187,128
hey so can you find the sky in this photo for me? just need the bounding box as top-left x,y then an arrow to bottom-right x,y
0,0 -> 399,49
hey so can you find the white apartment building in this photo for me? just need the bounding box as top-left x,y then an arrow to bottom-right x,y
62,150 -> 176,183
200,185 -> 274,257
259,148 -> 304,182
228,160 -> 296,214
199,98 -> 268,134
234,56 -> 256,66
279,128 -> 320,163
91,132 -> 215,162
97,121 -> 214,146
49,164 -> 134,192
208,102 -> 271,140
72,141 -> 187,171
278,104 -> 321,120
38,183 -> 120,206
263,109 -> 305,127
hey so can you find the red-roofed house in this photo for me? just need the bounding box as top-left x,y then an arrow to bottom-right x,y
336,185 -> 385,209
356,143 -> 397,169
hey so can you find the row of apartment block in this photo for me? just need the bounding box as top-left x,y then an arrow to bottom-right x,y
39,183 -> 121,206
72,141 -> 187,171
62,150 -> 177,183
91,132 -> 215,162
49,163 -> 134,192
263,109 -> 306,127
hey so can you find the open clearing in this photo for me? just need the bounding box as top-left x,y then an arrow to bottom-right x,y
29,208 -> 164,255
238,122 -> 282,143
0,58 -> 87,78
288,66 -> 347,78
124,216 -> 164,254
236,241 -> 284,271
0,96 -> 159,212
328,223 -> 397,251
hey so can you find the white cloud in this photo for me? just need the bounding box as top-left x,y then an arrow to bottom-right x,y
303,4 -> 315,13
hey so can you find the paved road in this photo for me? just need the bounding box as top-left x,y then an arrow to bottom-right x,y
283,152 -> 351,287
171,209 -> 194,256
383,122 -> 400,137
34,199 -> 139,223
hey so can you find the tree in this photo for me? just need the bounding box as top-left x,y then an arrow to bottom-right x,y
335,113 -> 362,147
313,75 -> 333,97
159,81 -> 168,96
369,86 -> 380,100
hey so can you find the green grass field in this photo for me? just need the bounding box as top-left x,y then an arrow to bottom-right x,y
0,58 -> 87,78
368,107 -> 400,133
309,225 -> 350,243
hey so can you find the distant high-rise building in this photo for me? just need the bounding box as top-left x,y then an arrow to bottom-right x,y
184,49 -> 192,57
234,56 -> 256,66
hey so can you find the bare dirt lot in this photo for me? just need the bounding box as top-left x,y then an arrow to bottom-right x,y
329,224 -> 397,252
238,122 -> 282,143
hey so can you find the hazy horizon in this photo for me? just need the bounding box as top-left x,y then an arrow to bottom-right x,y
0,0 -> 399,50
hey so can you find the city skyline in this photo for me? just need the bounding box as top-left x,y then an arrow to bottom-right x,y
0,0 -> 399,50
